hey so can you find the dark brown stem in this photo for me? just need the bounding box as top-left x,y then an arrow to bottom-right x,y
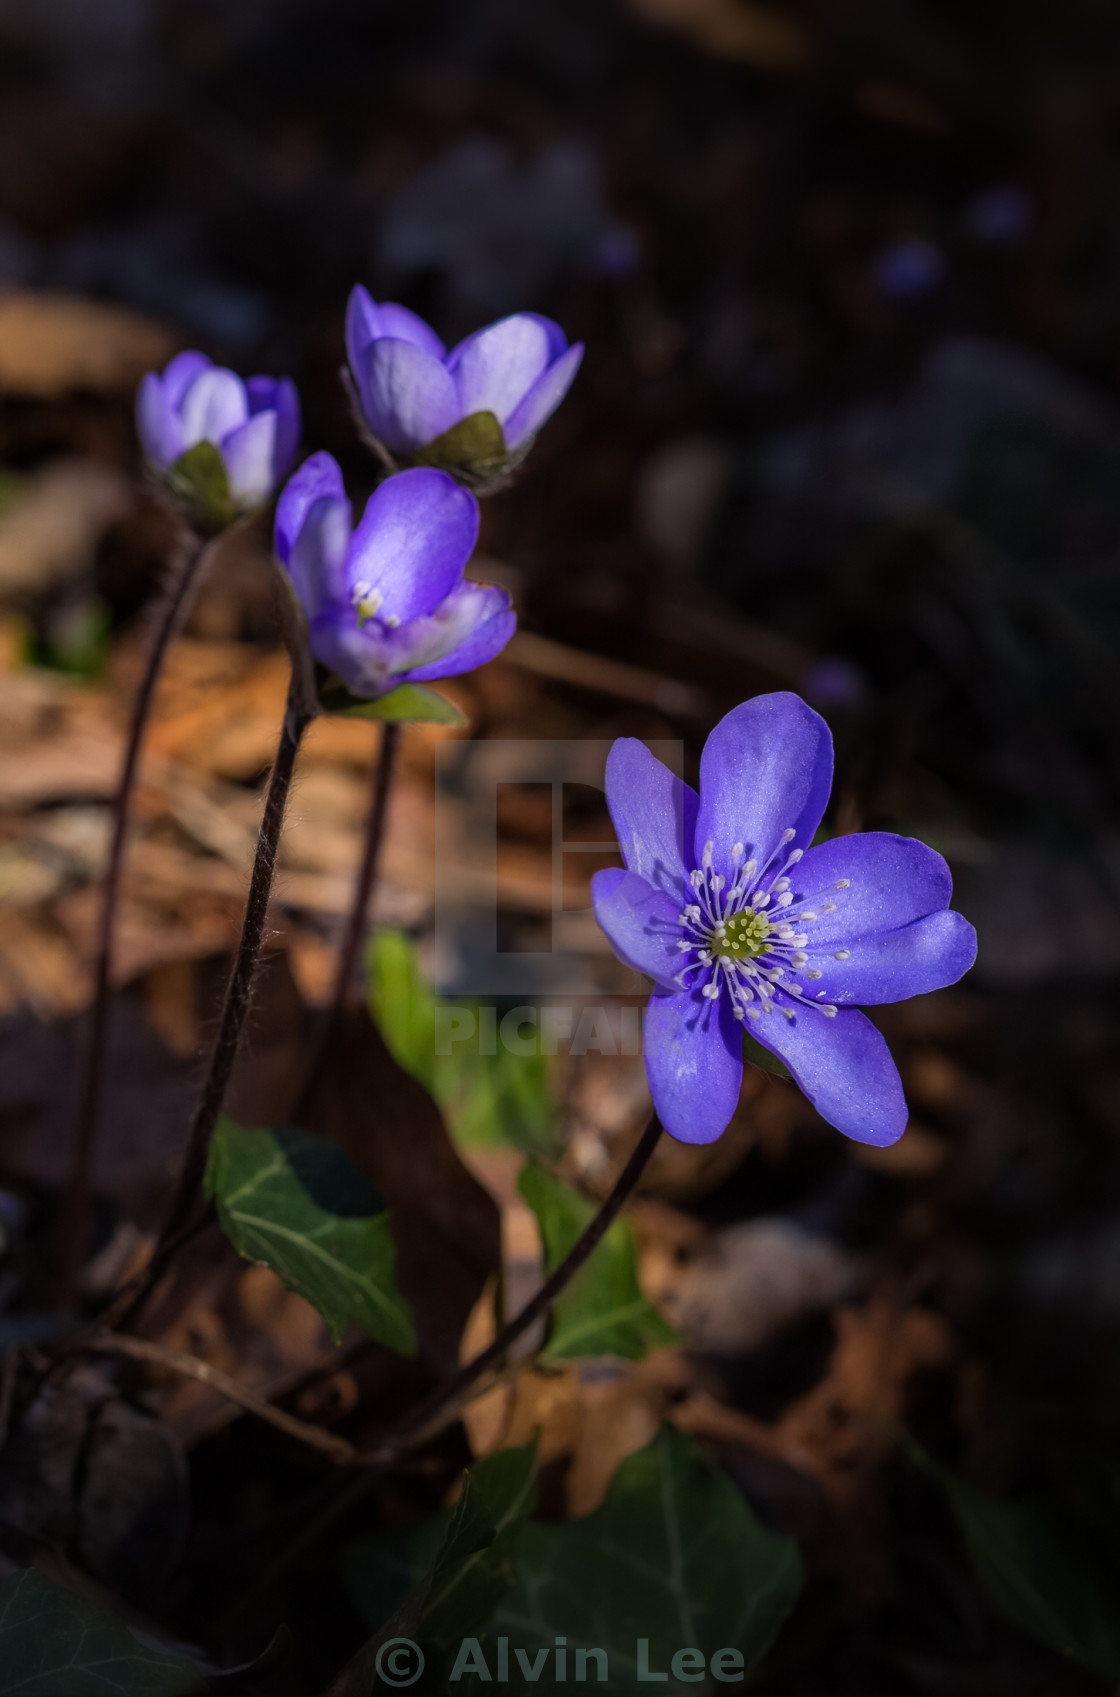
60,526 -> 212,1304
219,1114 -> 663,1624
366,1111 -> 664,1459
295,719 -> 400,1120
119,677 -> 313,1328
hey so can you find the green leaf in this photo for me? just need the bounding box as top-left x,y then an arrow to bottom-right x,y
517,1162 -> 677,1361
484,1426 -> 802,1687
366,932 -> 559,1158
420,1440 -> 540,1647
367,928 -> 440,1093
167,440 -> 235,531
205,1119 -> 416,1355
912,1444 -> 1120,1682
413,410 -> 508,481
0,1569 -> 203,1696
341,1428 -> 802,1692
336,1441 -> 539,1693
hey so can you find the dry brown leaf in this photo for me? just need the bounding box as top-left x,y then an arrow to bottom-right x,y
462,1364 -> 584,1468
0,906 -> 90,1017
563,1375 -> 667,1517
775,1297 -> 955,1501
0,460 -> 131,599
0,291 -> 175,397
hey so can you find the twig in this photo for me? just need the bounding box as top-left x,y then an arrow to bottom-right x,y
86,1332 -> 356,1463
296,719 -> 399,1120
117,676 -> 314,1328
61,526 -> 215,1304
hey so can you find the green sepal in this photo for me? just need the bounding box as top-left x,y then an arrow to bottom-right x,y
413,410 -> 508,482
167,440 -> 236,532
742,1028 -> 792,1079
316,670 -> 467,726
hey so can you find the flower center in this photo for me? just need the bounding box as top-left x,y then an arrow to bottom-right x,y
351,581 -> 384,625
672,835 -> 849,1024
711,908 -> 771,959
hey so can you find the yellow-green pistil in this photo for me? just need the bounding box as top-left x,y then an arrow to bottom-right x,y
712,907 -> 772,960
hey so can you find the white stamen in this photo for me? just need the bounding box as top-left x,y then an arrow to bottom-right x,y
792,952 -> 808,966
787,848 -> 803,864
834,949 -> 850,960
782,1006 -> 795,1019
746,1007 -> 760,1020
702,841 -> 713,868
806,969 -> 822,980
820,902 -> 836,913
835,878 -> 850,889
822,1005 -> 837,1017
781,828 -> 796,843
773,877 -> 790,893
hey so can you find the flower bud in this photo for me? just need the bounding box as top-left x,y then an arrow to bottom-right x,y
345,288 -> 582,491
137,352 -> 301,530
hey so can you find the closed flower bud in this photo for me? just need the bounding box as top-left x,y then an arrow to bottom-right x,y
137,351 -> 301,530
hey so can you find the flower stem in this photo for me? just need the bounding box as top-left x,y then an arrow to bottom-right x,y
296,719 -> 400,1120
119,676 -> 313,1326
368,1111 -> 663,1457
60,525 -> 213,1305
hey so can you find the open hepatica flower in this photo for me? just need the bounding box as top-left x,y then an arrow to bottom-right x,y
274,451 -> 515,704
591,693 -> 976,1147
345,286 -> 583,487
138,351 -> 300,527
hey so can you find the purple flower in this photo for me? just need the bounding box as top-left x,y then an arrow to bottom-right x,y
137,350 -> 301,511
591,693 -> 976,1148
274,452 -> 515,698
346,287 -> 583,460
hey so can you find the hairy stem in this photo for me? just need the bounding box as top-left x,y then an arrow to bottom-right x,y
296,719 -> 400,1119
120,677 -> 313,1326
60,526 -> 212,1304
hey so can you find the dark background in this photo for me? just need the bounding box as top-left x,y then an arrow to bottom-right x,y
2,1 -> 1120,1692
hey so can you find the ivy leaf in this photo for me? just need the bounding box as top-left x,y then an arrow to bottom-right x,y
167,440 -> 235,532
485,1426 -> 801,1687
334,1441 -> 539,1695
339,1428 -> 801,1694
367,930 -> 558,1158
420,1440 -> 540,1648
0,1569 -> 203,1696
205,1119 -> 416,1355
911,1442 -> 1120,1683
517,1162 -> 677,1361
413,411 -> 508,482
